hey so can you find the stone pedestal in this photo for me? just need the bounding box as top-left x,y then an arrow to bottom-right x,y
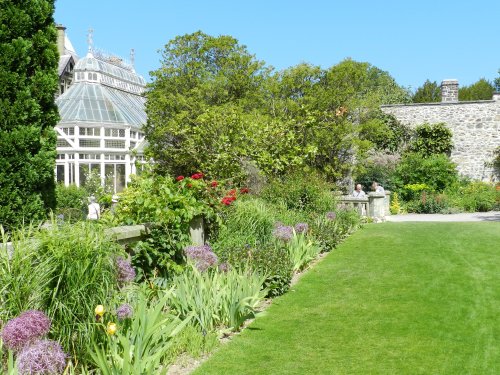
368,193 -> 386,220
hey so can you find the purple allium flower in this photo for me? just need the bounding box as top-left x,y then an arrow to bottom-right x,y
294,223 -> 309,234
272,225 -> 293,242
17,339 -> 66,375
115,256 -> 136,285
326,211 -> 337,220
1,310 -> 51,351
218,262 -> 230,273
116,304 -> 133,320
185,245 -> 218,272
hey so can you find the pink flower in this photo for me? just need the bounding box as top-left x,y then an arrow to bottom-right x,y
1,310 -> 51,351
176,176 -> 185,181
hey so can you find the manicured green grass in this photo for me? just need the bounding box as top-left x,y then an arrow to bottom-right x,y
193,222 -> 500,374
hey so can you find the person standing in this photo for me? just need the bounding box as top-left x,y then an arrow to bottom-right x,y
371,181 -> 385,194
87,196 -> 100,220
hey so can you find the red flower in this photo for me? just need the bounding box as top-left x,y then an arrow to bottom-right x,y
210,181 -> 218,188
228,189 -> 237,196
187,183 -> 192,188
176,176 -> 185,181
221,196 -> 236,206
191,173 -> 204,180
240,187 -> 249,194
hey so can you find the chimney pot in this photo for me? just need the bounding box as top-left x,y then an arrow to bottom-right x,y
441,79 -> 459,103
56,24 -> 66,57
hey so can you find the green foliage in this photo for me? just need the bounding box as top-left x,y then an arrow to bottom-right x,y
359,112 -> 413,153
311,210 -> 361,252
213,198 -> 276,248
394,153 -> 458,195
404,192 -> 449,214
166,265 -> 267,332
55,183 -> 87,222
145,31 -> 268,179
115,172 -> 220,280
285,232 -> 322,272
409,123 -> 453,157
0,339 -> 17,375
0,221 -> 122,362
146,31 -> 410,183
458,78 -> 495,101
412,80 -> 441,103
0,0 -> 59,230
90,289 -> 191,374
261,171 -> 336,213
166,325 -> 219,361
493,146 -> 500,172
218,243 -> 294,298
445,181 -> 499,212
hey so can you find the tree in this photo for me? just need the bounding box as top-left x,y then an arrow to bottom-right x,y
458,78 -> 495,101
0,0 -> 59,229
145,31 -> 269,179
412,80 -> 441,103
495,69 -> 500,91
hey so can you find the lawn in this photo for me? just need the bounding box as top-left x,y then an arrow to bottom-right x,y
193,222 -> 500,375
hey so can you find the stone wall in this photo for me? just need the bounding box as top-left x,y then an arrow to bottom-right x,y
381,98 -> 500,181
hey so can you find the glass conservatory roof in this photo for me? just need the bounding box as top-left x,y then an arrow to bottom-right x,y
56,83 -> 146,127
56,52 -> 146,128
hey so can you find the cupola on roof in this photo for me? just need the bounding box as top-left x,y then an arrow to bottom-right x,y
56,50 -> 146,128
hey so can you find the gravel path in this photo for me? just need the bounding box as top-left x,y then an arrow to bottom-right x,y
386,211 -> 500,222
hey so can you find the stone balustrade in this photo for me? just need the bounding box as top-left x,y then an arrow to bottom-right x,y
339,191 -> 391,220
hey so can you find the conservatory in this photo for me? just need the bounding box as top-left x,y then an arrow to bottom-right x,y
55,48 -> 147,192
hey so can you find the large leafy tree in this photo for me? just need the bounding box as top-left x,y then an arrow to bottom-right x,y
0,0 -> 59,229
145,31 -> 269,179
412,80 -> 441,103
147,33 -> 410,182
265,59 -> 411,180
458,78 -> 495,101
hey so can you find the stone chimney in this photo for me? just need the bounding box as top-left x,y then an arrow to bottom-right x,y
441,79 -> 459,102
56,24 -> 66,57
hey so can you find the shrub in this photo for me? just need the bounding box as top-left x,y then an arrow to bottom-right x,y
404,192 -> 449,214
166,265 -> 266,332
0,221 -> 123,362
284,231 -> 322,272
90,288 -> 191,374
261,170 -> 336,214
213,198 -> 277,248
409,123 -> 453,157
311,209 -> 361,252
115,172 -> 222,281
390,192 -> 401,214
446,181 -> 499,212
393,153 -> 458,194
218,243 -> 293,298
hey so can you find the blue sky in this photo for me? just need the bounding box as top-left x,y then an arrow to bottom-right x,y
54,0 -> 500,91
